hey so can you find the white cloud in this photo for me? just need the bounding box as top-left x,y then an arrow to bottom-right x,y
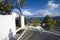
22,9 -> 60,17
37,10 -> 52,16
36,9 -> 60,17
42,11 -> 50,16
22,10 -> 33,16
52,13 -> 60,16
21,0 -> 60,17
34,0 -> 60,17
31,10 -> 51,17
48,0 -> 59,10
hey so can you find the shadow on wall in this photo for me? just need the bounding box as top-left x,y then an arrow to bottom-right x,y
15,17 -> 21,27
9,29 -> 14,40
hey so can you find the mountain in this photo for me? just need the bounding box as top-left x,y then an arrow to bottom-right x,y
26,16 -> 60,29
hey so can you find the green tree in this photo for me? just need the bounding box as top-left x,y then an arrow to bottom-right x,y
43,15 -> 57,30
0,0 -> 26,14
32,18 -> 40,26
0,0 -> 13,14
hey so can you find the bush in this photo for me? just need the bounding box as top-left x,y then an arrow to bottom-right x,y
42,15 -> 57,30
32,18 -> 40,26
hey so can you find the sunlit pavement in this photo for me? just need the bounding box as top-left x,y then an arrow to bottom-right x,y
17,26 -> 60,40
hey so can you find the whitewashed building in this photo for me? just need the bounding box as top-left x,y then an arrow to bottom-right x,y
0,11 -> 25,40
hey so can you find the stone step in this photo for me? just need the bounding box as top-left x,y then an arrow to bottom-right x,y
20,30 -> 32,40
14,29 -> 24,39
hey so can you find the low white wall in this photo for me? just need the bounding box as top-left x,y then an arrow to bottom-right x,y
0,15 -> 16,40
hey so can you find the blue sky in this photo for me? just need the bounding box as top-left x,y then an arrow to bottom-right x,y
22,0 -> 48,10
12,0 -> 60,17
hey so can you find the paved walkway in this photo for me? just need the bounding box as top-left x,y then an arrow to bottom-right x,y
17,26 -> 60,40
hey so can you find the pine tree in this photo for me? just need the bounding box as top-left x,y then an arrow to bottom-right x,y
43,15 -> 57,30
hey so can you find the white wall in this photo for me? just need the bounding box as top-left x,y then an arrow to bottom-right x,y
0,15 -> 16,40
21,15 -> 25,28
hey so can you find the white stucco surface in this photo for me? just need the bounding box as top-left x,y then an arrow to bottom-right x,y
21,15 -> 25,28
0,15 -> 16,40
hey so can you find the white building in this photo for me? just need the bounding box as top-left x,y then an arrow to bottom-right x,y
0,12 -> 25,40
